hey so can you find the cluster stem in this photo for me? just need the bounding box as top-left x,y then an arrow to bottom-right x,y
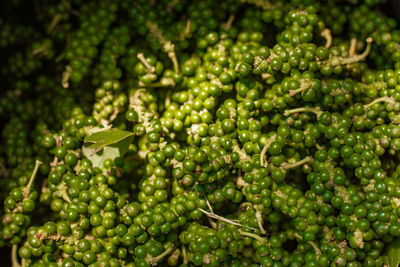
199,208 -> 256,230
294,233 -> 321,256
349,38 -> 357,56
238,230 -> 267,243
329,37 -> 372,66
321,28 -> 332,48
284,107 -> 323,119
137,53 -> 155,73
289,80 -> 312,96
260,134 -> 277,167
11,244 -> 21,267
146,243 -> 175,266
364,96 -> 395,110
281,156 -> 312,170
23,160 -> 42,197
255,208 -> 267,235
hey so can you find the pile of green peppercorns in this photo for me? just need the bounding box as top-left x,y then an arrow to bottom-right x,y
2,0 -> 400,266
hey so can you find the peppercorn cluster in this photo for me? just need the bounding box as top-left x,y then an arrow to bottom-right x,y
2,0 -> 400,266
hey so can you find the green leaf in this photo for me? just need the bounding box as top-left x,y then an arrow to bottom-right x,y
385,238 -> 400,267
84,130 -> 134,150
82,134 -> 134,168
